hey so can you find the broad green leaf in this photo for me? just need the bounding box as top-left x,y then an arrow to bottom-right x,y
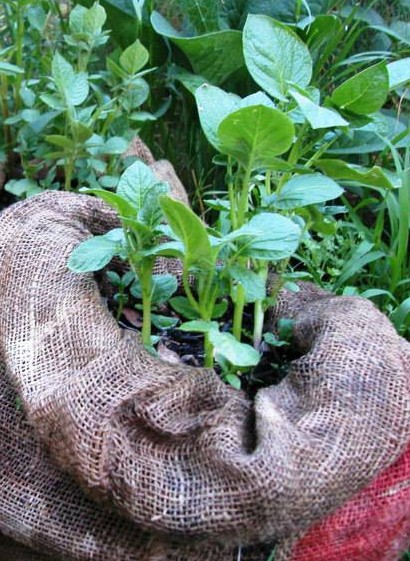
179,320 -> 219,332
160,196 -> 215,272
120,39 -> 149,74
218,105 -> 294,170
236,213 -> 301,261
275,173 -> 344,209
331,63 -> 389,115
387,57 -> 410,90
131,274 -> 178,304
67,233 -> 121,273
117,160 -> 160,210
209,330 -> 260,367
141,241 -> 184,259
51,52 -> 89,106
174,68 -> 209,95
5,179 -> 42,198
151,11 -> 244,84
195,84 -> 241,150
69,5 -> 88,33
138,183 -> 169,229
290,90 -> 348,129
84,2 -> 107,33
151,314 -> 179,330
316,159 -> 400,189
243,14 -> 312,101
228,264 -> 266,303
69,3 -> 107,34
224,373 -> 242,390
123,78 -> 150,110
169,296 -> 200,319
102,136 -> 129,154
80,187 -> 136,217
175,0 -> 219,34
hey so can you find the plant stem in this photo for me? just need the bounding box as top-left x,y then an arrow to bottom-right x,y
14,0 -> 24,112
237,166 -> 252,228
227,157 -> 238,230
204,333 -> 213,368
232,166 -> 252,342
253,264 -> 268,349
140,259 -> 154,347
233,283 -> 245,341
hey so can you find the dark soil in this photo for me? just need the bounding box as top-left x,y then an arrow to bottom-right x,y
116,295 -> 298,397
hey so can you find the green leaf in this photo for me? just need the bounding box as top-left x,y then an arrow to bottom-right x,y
131,274 -> 178,304
290,90 -> 348,129
236,213 -> 301,261
117,160 -> 162,210
316,159 -> 400,190
212,299 -> 228,319
0,61 -> 24,76
195,84 -> 241,150
218,105 -> 294,170
120,39 -> 149,74
45,135 -> 74,149
390,297 -> 410,332
263,332 -> 288,347
331,63 -> 389,115
243,14 -> 312,101
387,57 -> 410,90
169,296 -> 200,320
179,320 -> 218,332
68,232 -> 121,273
228,264 -> 266,303
52,52 -> 89,106
151,314 -> 179,330
160,195 -> 215,272
80,187 -> 136,217
209,331 -> 260,367
102,136 -> 129,154
275,173 -> 344,209
151,11 -> 244,84
84,2 -> 107,34
224,373 -> 242,390
5,179 -> 42,198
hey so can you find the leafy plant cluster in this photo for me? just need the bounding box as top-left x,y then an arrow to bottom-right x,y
0,1 -> 162,197
69,4 -> 410,384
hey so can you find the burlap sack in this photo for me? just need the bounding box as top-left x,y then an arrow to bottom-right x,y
0,189 -> 409,560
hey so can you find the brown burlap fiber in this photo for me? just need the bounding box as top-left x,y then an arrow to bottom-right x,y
0,190 -> 409,560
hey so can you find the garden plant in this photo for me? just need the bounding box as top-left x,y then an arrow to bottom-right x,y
0,0 -> 409,560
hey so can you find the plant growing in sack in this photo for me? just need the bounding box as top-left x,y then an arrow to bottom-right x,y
68,13 -> 409,386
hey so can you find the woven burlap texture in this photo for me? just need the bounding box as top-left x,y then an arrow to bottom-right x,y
0,190 -> 409,560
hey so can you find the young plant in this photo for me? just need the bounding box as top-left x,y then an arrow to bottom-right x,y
68,160 -> 177,347
2,2 -> 157,197
159,194 -> 301,374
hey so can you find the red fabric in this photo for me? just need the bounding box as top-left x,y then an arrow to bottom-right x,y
290,443 -> 410,561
